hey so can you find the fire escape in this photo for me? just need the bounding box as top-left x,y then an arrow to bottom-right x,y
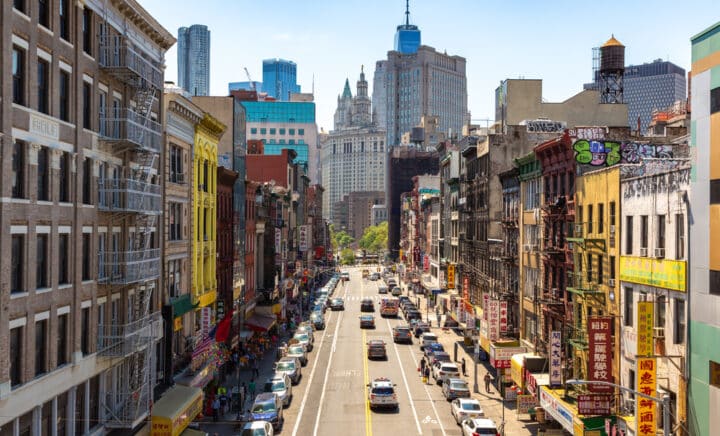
96,24 -> 164,429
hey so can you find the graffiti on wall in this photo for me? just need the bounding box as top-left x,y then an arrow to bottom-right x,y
622,168 -> 690,199
573,140 -> 674,167
524,119 -> 566,133
568,126 -> 607,140
620,159 -> 689,179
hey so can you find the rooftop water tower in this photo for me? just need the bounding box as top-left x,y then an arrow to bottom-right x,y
599,35 -> 625,104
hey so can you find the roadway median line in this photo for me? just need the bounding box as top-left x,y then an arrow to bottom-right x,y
386,317 -> 422,434
407,343 -> 448,436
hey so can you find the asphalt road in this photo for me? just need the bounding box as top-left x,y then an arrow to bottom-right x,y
281,266 -> 463,436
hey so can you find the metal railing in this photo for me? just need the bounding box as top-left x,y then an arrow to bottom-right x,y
98,178 -> 162,214
99,108 -> 162,153
97,311 -> 163,357
98,39 -> 163,90
99,249 -> 161,285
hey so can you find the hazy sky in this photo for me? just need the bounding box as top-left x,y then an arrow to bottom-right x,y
142,0 -> 719,132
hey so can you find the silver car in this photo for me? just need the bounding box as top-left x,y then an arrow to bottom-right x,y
274,357 -> 302,384
286,344 -> 308,366
292,333 -> 313,351
264,374 -> 293,407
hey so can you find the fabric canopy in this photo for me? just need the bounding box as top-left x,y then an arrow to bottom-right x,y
244,314 -> 277,332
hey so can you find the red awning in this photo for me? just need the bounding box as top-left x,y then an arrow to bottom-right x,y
244,315 -> 277,332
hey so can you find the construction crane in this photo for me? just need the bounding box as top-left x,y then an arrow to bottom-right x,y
244,67 -> 256,91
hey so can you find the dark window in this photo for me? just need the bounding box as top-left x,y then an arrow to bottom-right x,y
712,180 -> 720,204
674,299 -> 685,344
658,215 -> 666,249
598,254 -> 603,285
676,214 -> 685,259
59,71 -> 70,122
58,314 -> 68,366
59,0 -> 70,41
624,287 -> 633,326
82,233 -> 91,280
82,158 -> 92,204
89,376 -> 99,430
12,141 -> 26,199
11,235 -> 25,293
598,203 -> 604,234
82,8 -> 93,55
625,216 -> 633,255
711,87 -> 720,115
10,327 -> 23,387
641,215 -> 649,250
656,295 -> 666,328
586,253 -> 593,282
610,202 -> 616,226
37,59 -> 50,114
35,320 -> 47,376
39,0 -> 50,28
628,370 -> 636,399
710,270 -> 720,296
169,202 -> 182,240
13,0 -> 26,13
13,47 -> 25,105
75,379 -> 85,435
587,204 -> 593,233
59,152 -> 70,202
59,234 -> 70,284
711,361 -> 720,388
36,234 -> 48,288
610,256 -> 616,280
37,146 -> 50,201
82,82 -> 92,129
170,145 -> 184,183
203,160 -> 209,192
81,307 -> 90,355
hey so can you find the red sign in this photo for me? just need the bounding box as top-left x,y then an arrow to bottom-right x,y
578,394 -> 613,416
588,316 -> 613,393
463,275 -> 470,301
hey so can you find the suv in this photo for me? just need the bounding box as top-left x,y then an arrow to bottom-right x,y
460,418 -> 499,436
250,392 -> 284,430
419,332 -> 439,350
263,374 -> 293,407
392,326 -> 413,344
274,357 -> 302,385
432,362 -> 460,385
360,298 -> 375,312
366,339 -> 387,359
391,286 -> 402,296
367,377 -> 398,411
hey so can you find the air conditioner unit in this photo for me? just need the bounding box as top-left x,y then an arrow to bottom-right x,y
654,247 -> 665,259
523,244 -> 531,252
653,327 -> 665,338
608,278 -> 616,287
640,247 -> 648,257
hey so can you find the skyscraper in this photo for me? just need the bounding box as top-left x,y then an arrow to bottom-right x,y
263,58 -> 301,101
394,0 -> 421,54
177,24 -> 210,96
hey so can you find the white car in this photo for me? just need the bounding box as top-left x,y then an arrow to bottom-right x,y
367,377 -> 399,411
450,398 -> 484,424
240,420 -> 274,436
432,362 -> 460,385
419,332 -> 438,350
461,418 -> 499,436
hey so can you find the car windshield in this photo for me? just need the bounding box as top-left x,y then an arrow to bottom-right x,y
252,402 -> 276,413
240,429 -> 268,436
372,387 -> 394,395
473,428 -> 498,435
288,346 -> 304,354
294,334 -> 309,341
442,365 -> 457,372
450,381 -> 468,390
396,328 -> 409,333
277,362 -> 295,371
265,381 -> 286,392
462,402 -> 481,411
361,316 -> 374,320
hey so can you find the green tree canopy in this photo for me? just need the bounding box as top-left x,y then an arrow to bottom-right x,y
340,248 -> 356,265
358,221 -> 388,254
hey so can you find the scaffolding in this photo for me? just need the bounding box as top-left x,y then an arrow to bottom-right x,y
95,15 -> 164,429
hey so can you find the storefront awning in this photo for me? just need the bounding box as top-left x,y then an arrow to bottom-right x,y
151,385 -> 203,436
238,330 -> 254,341
245,314 -> 277,332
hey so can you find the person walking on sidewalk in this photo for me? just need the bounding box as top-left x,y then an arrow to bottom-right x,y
461,357 -> 467,376
484,373 -> 493,393
419,356 -> 426,376
248,380 -> 256,401
211,396 -> 220,422
252,359 -> 260,378
423,366 -> 431,385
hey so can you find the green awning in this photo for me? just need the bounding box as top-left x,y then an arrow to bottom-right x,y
171,294 -> 196,318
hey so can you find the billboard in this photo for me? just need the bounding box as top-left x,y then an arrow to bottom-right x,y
636,358 -> 657,436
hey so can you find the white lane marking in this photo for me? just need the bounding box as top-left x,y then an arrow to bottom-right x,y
407,346 -> 448,436
312,308 -> 343,436
291,309 -> 334,436
387,317 -> 423,435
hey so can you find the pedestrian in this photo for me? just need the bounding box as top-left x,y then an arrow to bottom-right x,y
219,390 -> 229,415
211,396 -> 220,422
484,373 -> 493,393
461,357 -> 467,376
419,356 -> 426,375
248,380 -> 256,401
238,382 -> 247,412
423,366 -> 431,384
253,359 -> 260,378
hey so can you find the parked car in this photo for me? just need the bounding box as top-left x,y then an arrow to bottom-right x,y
424,342 -> 445,358
292,333 -> 313,352
419,332 -> 439,351
240,420 -> 274,436
310,312 -> 325,330
366,339 -> 387,359
263,374 -> 293,407
359,315 -> 376,329
392,326 -> 413,344
274,357 -> 302,385
391,286 -> 402,296
450,398 -> 484,424
428,351 -> 451,365
405,310 -> 422,323
413,322 -> 431,338
330,298 -> 345,311
432,362 -> 460,385
286,345 -> 307,366
442,378 -> 471,401
250,392 -> 284,430
460,418 -> 498,436
360,298 -> 375,312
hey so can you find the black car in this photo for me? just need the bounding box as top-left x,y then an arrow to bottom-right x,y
360,298 -> 375,312
330,298 -> 345,311
405,310 -> 422,322
413,322 -> 431,338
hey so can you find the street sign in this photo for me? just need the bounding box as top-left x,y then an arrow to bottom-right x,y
432,289 -> 442,294
578,394 -> 612,416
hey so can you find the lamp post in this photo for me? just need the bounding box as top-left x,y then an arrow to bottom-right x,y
566,379 -> 671,436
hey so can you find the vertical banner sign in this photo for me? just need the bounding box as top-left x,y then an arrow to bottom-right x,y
499,301 -> 508,333
463,275 -> 470,301
549,331 -> 562,386
447,264 -> 455,289
423,254 -> 430,271
275,228 -> 282,254
201,306 -> 212,337
636,357 -> 657,436
637,302 -> 654,356
588,316 -> 613,393
487,299 -> 500,340
299,225 -> 309,252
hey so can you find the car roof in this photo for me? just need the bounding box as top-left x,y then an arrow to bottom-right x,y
278,357 -> 298,363
394,325 -> 410,330
446,378 -> 467,384
441,362 -> 459,368
254,392 -> 277,402
468,418 -> 497,427
361,314 -> 375,319
368,339 -> 385,344
243,421 -> 270,429
267,374 -> 288,382
370,377 -> 393,386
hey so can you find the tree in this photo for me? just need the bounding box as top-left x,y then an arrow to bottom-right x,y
340,248 -> 355,265
358,221 -> 388,256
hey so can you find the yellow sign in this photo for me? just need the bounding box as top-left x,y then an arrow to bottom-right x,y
619,256 -> 686,291
173,317 -> 183,332
637,302 -> 654,356
636,357 -> 657,436
447,264 -> 455,289
196,290 -> 217,308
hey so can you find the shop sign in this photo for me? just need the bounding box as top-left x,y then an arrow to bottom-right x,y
299,225 -> 310,252
619,256 -> 686,292
486,299 -> 500,340
636,357 -> 657,436
463,275 -> 469,300
447,264 -> 455,289
275,228 -> 282,253
201,307 -> 212,336
423,254 -> 430,271
504,386 -> 518,400
588,316 -> 613,393
490,345 -> 526,369
637,302 -> 654,356
173,317 -> 183,332
549,331 -> 562,386
540,387 -> 575,433
517,394 -> 537,414
499,301 -> 508,333
578,394 -> 612,416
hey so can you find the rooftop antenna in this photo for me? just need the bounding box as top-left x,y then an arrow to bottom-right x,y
312,73 -> 315,95
405,0 -> 410,26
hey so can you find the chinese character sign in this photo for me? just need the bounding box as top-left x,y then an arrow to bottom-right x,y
447,264 -> 455,289
487,299 -> 500,340
299,225 -> 310,252
637,302 -> 654,356
500,301 -> 508,333
550,331 -> 562,386
275,228 -> 282,254
588,316 -> 613,393
636,357 -> 657,436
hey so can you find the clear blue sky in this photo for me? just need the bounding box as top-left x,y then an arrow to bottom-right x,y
142,0 -> 719,132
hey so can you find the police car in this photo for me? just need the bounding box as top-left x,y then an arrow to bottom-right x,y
366,377 -> 398,411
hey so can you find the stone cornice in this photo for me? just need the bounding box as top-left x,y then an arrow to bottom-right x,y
197,114 -> 226,140
167,100 -> 202,126
110,0 -> 176,50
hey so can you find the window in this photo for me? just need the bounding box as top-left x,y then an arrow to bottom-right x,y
269,128 -> 276,135
289,128 -> 295,135
279,128 -> 286,135
598,203 -> 604,234
37,59 -> 50,114
36,234 -> 49,288
625,216 -> 633,255
82,158 -> 92,204
598,254 -> 603,285
587,204 -> 593,233
710,270 -> 720,296
59,71 -> 70,122
610,202 -> 616,226
641,215 -> 649,250
10,327 -> 23,387
657,215 -> 666,249
82,8 -> 92,55
586,253 -> 593,282
13,0 -> 26,13
167,259 -> 181,298
37,147 -> 50,201
298,128 -> 304,135
712,180 -> 720,204
39,0 -> 50,28
35,320 -> 47,376
664,297 -> 681,343
203,160 -> 209,192
12,140 -> 26,199
82,233 -> 91,280
712,87 -> 720,115
676,214 -> 685,259
59,152 -> 70,202
59,234 -> 70,285
13,47 -> 26,105
12,235 -> 25,293
624,287 -> 633,326
656,295 -> 666,328
82,82 -> 92,129
97,233 -> 106,280
60,0 -> 70,40
610,256 -> 616,280
169,202 -> 182,241
170,145 -> 184,183
81,307 -> 90,355
260,128 -> 267,134
250,127 -> 257,134
628,370 -> 636,399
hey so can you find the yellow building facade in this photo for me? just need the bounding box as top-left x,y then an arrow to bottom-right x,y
192,114 -> 225,313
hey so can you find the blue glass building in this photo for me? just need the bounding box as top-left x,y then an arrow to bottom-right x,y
393,2 -> 421,54
177,24 -> 210,96
228,81 -> 263,93
262,59 -> 301,101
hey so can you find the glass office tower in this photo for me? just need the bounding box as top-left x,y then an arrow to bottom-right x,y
262,59 -> 301,101
177,24 -> 210,96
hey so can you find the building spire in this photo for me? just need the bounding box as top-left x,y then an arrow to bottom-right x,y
405,0 -> 410,26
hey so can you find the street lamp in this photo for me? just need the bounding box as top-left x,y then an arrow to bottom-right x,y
566,379 -> 672,436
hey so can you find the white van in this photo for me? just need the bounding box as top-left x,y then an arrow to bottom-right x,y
419,332 -> 438,350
